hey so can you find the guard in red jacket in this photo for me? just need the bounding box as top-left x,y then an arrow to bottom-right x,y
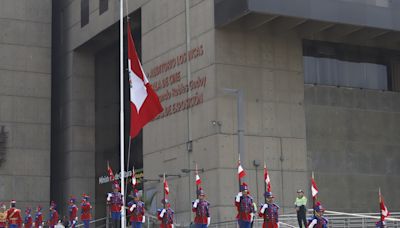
128,190 -> 145,228
157,199 -> 174,228
235,183 -> 255,228
34,206 -> 43,228
259,192 -> 279,228
47,201 -> 58,228
107,183 -> 123,228
6,200 -> 22,228
68,197 -> 78,228
24,208 -> 33,228
80,194 -> 91,228
192,188 -> 210,227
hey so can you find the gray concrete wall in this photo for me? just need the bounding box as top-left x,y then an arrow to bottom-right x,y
0,0 -> 51,211
305,85 -> 400,212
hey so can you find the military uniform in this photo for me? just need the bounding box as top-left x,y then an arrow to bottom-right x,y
48,201 -> 58,228
0,203 -> 7,228
259,192 -> 279,228
68,197 -> 78,228
192,189 -> 210,228
157,199 -> 174,228
24,208 -> 33,228
107,184 -> 123,228
80,194 -> 91,228
128,191 -> 145,228
34,206 -> 43,228
307,203 -> 328,228
6,200 -> 22,228
235,183 -> 255,228
376,221 -> 385,228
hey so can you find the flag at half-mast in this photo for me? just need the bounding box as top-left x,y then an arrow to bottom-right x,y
264,162 -> 271,192
127,22 -> 163,138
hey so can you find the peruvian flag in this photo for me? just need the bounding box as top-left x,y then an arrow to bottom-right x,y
238,160 -> 246,179
264,163 -> 271,192
107,163 -> 115,181
311,176 -> 319,199
127,22 -> 163,138
380,190 -> 390,221
131,166 -> 137,187
164,176 -> 169,195
195,173 -> 201,186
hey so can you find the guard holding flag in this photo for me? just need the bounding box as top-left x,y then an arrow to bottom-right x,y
307,202 -> 328,228
192,188 -> 210,227
259,192 -> 279,228
81,194 -> 91,228
235,183 -> 255,228
68,196 -> 78,227
6,200 -> 22,228
107,183 -> 123,228
128,190 -> 145,228
158,199 -> 174,228
376,188 -> 389,228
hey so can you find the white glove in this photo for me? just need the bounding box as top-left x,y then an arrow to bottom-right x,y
250,213 -> 254,222
207,217 -> 211,226
235,192 -> 243,202
142,216 -> 146,223
130,204 -> 136,212
75,217 -> 78,221
160,209 -> 166,218
107,193 -> 112,201
308,219 -> 317,228
193,199 -> 199,208
260,204 -> 268,213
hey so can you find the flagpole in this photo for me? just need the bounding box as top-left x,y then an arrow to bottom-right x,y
119,0 -> 126,227
264,162 -> 267,204
238,154 -> 242,192
195,164 -> 199,199
379,187 -> 384,227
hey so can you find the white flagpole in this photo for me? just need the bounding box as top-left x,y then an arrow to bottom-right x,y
119,0 -> 126,227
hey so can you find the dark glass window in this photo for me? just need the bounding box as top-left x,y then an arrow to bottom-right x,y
100,0 -> 108,15
303,40 -> 394,91
81,0 -> 89,27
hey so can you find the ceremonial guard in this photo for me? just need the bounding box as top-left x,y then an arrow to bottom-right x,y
48,201 -> 59,228
235,183 -> 255,228
68,197 -> 78,228
157,199 -> 174,228
0,203 -> 6,228
376,221 -> 386,228
107,183 -> 123,228
34,206 -> 43,228
259,192 -> 279,228
81,194 -> 92,228
127,190 -> 145,228
192,188 -> 210,228
24,208 -> 33,228
6,200 -> 22,228
307,202 -> 328,228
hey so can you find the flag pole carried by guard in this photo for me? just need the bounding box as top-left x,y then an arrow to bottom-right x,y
311,172 -> 319,216
264,162 -> 271,203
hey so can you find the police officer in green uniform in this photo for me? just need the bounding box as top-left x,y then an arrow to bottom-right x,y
294,189 -> 307,228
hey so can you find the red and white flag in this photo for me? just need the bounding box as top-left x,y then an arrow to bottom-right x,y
163,174 -> 169,195
195,164 -> 201,186
264,163 -> 271,192
131,166 -> 137,187
311,175 -> 319,199
127,22 -> 163,138
379,189 -> 390,221
107,163 -> 115,181
238,160 -> 246,179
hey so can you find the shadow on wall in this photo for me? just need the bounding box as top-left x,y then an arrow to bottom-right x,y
0,126 -> 7,167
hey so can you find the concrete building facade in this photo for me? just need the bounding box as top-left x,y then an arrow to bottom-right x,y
0,0 -> 52,211
1,0 -> 400,225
